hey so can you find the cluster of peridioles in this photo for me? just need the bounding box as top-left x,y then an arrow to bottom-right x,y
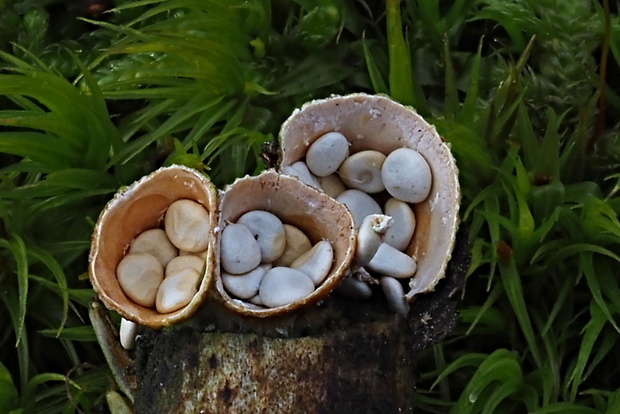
281,130 -> 431,316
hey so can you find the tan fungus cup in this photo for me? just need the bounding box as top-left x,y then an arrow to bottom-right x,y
214,170 -> 357,318
279,93 -> 461,300
89,165 -> 219,328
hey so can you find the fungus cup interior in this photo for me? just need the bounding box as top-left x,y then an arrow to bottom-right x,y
89,165 -> 218,328
279,93 -> 461,299
216,170 -> 356,318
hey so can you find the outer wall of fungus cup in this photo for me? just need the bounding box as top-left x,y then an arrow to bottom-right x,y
215,170 -> 356,318
279,93 -> 461,300
88,165 -> 219,328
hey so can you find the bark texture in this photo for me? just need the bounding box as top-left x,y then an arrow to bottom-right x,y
134,309 -> 414,413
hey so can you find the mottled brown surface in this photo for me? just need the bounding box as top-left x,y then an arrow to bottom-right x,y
134,303 -> 415,414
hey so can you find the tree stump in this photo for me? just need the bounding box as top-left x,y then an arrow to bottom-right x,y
133,297 -> 415,413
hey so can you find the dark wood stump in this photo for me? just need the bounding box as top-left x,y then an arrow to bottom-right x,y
133,298 -> 415,414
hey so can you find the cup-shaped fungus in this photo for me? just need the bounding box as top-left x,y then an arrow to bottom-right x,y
89,165 -> 218,328
278,93 -> 460,307
215,170 -> 356,318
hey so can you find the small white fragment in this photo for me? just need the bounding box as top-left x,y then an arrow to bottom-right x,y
129,228 -> 178,266
338,150 -> 386,194
370,214 -> 393,234
220,223 -> 262,274
155,268 -> 200,313
119,318 -> 138,350
222,263 -> 271,299
237,210 -> 286,263
305,131 -> 350,177
381,147 -> 432,203
259,267 -> 315,308
336,189 -> 382,228
273,224 -> 312,267
290,240 -> 334,286
380,276 -> 409,316
366,243 -> 417,278
369,108 -> 381,118
164,199 -> 211,252
383,198 -> 416,251
117,253 -> 164,307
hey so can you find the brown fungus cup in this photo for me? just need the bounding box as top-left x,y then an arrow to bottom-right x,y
89,165 -> 218,328
214,170 -> 356,318
279,93 -> 461,301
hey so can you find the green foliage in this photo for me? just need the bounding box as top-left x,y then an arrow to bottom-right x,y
1,0 -> 619,412
394,1 -> 620,412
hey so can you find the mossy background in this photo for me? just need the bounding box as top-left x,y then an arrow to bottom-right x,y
1,0 -> 619,412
